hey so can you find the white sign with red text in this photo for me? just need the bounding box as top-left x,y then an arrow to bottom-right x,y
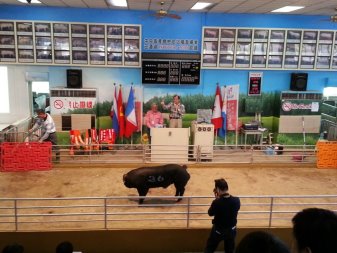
51,97 -> 97,114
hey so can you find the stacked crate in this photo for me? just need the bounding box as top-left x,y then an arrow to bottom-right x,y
316,141 -> 337,169
0,142 -> 52,172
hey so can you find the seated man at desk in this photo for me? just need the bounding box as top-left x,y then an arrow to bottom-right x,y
144,103 -> 164,143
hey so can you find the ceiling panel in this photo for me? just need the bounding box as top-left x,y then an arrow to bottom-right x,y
40,0 -> 66,7
0,0 -> 335,15
83,0 -> 107,8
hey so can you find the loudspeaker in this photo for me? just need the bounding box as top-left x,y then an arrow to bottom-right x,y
67,69 -> 82,88
290,73 -> 308,91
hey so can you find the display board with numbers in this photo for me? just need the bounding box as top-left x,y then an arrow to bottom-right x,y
142,60 -> 200,85
0,20 -> 141,67
202,27 -> 337,70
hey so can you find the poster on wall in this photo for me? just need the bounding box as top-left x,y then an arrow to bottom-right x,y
248,72 -> 262,96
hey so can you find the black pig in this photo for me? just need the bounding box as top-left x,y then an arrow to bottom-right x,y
123,164 -> 190,204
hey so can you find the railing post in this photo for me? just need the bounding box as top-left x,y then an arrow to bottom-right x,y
268,197 -> 274,228
14,199 -> 18,231
186,197 -> 191,228
104,198 -> 107,229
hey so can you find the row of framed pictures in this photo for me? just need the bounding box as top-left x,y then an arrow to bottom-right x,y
202,27 -> 337,70
0,20 -> 141,66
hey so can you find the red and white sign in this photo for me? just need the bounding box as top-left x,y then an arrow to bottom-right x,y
50,97 -> 97,114
222,85 -> 239,131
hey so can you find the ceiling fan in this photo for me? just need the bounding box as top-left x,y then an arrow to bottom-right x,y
152,1 -> 181,20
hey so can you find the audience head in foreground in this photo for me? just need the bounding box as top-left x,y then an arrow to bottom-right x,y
56,241 -> 73,253
292,208 -> 337,253
236,231 -> 290,253
2,243 -> 24,253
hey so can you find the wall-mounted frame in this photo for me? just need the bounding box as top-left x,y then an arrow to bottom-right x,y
248,72 -> 262,96
202,26 -> 337,70
0,19 -> 141,67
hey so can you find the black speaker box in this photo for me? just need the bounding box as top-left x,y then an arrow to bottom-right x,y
290,73 -> 308,91
67,69 -> 82,88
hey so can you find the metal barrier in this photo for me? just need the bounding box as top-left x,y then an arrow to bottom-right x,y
0,195 -> 336,231
0,118 -> 32,143
52,144 -> 316,164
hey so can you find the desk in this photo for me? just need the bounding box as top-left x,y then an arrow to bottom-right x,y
240,128 -> 264,147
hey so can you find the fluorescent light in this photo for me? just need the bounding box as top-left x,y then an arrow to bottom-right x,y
17,0 -> 41,3
191,2 -> 212,10
271,6 -> 305,13
108,0 -> 127,7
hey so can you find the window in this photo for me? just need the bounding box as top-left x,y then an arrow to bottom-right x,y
323,87 -> 337,99
0,66 -> 9,113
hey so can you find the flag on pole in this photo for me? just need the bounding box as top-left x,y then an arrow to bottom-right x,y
211,85 -> 223,131
117,86 -> 125,138
125,87 -> 138,138
219,86 -> 227,137
111,85 -> 119,136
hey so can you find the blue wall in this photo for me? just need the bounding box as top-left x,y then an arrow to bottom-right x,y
1,4 -> 336,98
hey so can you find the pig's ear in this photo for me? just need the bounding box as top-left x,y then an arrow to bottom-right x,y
182,165 -> 187,170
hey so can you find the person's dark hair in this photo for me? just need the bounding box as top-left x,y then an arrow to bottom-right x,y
2,243 -> 24,253
214,178 -> 228,191
236,231 -> 290,253
292,208 -> 337,253
35,109 -> 45,114
173,94 -> 180,99
56,241 -> 73,253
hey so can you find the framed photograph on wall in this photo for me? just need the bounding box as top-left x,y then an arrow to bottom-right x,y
71,24 -> 87,37
53,23 -> 69,36
35,23 -> 51,36
89,24 -> 105,37
124,26 -> 140,38
237,29 -> 252,40
124,52 -> 139,64
17,35 -> 33,49
0,49 -> 16,61
254,30 -> 269,40
124,39 -> 139,52
16,22 -> 32,35
268,55 -> 282,68
220,29 -> 235,40
219,54 -> 233,66
54,50 -> 70,63
72,37 -> 87,50
202,54 -> 217,66
0,35 -> 15,48
270,30 -> 285,41
203,41 -> 218,54
36,50 -> 52,63
203,28 -> 219,40
35,36 -> 51,49
107,52 -> 122,65
72,50 -> 88,64
107,38 -> 122,52
18,49 -> 34,63
89,38 -> 104,51
90,51 -> 105,64
0,22 -> 14,34
303,31 -> 317,41
107,25 -> 122,37
54,37 -> 70,50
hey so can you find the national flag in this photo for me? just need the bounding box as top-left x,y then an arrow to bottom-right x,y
117,86 -> 125,138
211,85 -> 223,130
111,85 -> 119,136
219,86 -> 227,137
125,87 -> 138,138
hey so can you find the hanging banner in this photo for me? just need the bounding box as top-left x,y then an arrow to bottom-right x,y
222,84 -> 239,131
